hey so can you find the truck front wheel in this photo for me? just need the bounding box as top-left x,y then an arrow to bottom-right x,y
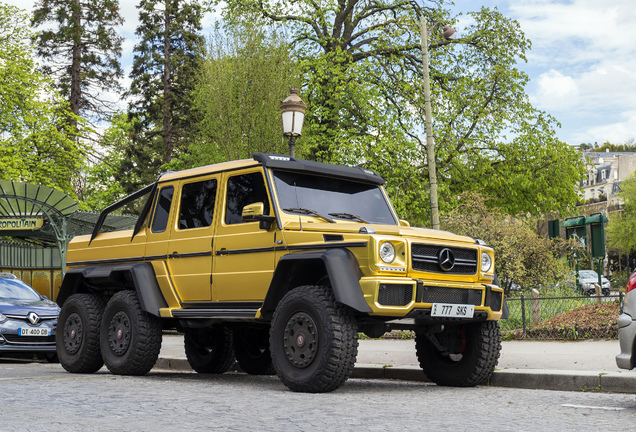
269,285 -> 358,393
415,320 -> 501,387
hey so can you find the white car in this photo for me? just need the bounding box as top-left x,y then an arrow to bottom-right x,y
577,270 -> 610,296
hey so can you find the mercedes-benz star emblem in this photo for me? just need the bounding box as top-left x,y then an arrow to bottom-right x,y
28,312 -> 40,325
438,248 -> 455,272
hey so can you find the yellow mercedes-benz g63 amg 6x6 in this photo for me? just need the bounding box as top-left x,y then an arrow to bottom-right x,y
56,154 -> 505,393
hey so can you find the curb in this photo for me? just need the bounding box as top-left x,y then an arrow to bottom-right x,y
153,357 -> 636,394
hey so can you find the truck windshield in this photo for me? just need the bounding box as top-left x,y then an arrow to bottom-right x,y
272,170 -> 398,225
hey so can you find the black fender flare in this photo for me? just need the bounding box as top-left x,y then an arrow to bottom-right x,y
57,262 -> 167,316
260,248 -> 372,320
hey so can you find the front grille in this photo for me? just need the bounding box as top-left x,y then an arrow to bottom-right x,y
411,243 -> 477,275
419,286 -> 483,306
2,335 -> 56,344
378,284 -> 413,306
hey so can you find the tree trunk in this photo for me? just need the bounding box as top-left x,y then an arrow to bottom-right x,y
163,5 -> 173,162
70,0 -> 82,127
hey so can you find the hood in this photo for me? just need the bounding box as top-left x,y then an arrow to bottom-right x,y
0,298 -> 60,316
283,221 -> 477,244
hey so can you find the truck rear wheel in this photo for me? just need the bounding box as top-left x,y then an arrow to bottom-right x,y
415,321 -> 501,387
57,293 -> 105,374
269,285 -> 358,393
184,327 -> 235,374
233,326 -> 275,375
100,290 -> 162,376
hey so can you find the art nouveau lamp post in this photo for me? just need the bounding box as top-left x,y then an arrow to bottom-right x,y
280,87 -> 307,158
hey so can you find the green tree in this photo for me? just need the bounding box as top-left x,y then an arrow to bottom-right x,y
608,174 -> 636,256
0,4 -> 85,196
124,0 -> 205,192
168,22 -> 299,170
443,193 -> 571,296
31,0 -> 124,124
596,140 -> 636,153
216,1 -> 585,224
78,113 -> 137,210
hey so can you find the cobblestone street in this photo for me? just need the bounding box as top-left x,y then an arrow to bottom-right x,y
2,361 -> 636,431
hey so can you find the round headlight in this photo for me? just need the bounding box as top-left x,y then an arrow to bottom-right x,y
379,242 -> 396,264
481,252 -> 492,272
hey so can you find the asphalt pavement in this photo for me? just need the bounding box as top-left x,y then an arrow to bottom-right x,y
155,335 -> 636,394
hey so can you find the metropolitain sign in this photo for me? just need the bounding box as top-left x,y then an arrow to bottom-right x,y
0,218 -> 44,230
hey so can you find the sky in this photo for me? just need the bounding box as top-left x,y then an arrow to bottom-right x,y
4,0 -> 635,147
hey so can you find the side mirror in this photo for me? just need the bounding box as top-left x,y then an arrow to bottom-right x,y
242,202 -> 275,230
399,219 -> 411,227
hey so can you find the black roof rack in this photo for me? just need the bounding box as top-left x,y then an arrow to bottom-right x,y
252,153 -> 385,185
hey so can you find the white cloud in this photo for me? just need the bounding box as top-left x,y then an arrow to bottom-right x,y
499,0 -> 636,144
533,69 -> 580,111
571,110 -> 636,145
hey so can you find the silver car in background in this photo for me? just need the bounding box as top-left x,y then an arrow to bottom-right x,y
617,271 -> 636,370
577,270 -> 611,296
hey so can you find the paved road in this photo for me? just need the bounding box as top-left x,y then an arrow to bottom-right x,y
2,360 -> 636,432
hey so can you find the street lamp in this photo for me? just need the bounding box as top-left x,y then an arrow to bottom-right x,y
418,18 -> 455,230
280,87 -> 307,158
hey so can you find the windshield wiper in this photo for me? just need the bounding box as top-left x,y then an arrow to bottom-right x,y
328,212 -> 370,224
283,208 -> 335,223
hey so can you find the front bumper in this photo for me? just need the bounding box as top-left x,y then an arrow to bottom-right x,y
0,319 -> 57,354
616,312 -> 636,370
359,277 -> 504,321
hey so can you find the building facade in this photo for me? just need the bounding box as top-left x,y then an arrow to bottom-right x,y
579,151 -> 636,208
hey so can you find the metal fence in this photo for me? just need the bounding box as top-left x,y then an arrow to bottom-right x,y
502,292 -> 622,340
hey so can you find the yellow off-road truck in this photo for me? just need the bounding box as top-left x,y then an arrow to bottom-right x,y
56,154 -> 505,392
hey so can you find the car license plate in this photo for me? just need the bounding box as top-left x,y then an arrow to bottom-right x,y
431,303 -> 475,318
18,328 -> 51,337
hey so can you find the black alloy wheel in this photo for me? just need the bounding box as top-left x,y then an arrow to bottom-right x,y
270,285 -> 358,393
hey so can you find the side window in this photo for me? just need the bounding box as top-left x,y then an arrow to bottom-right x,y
179,179 -> 217,229
151,186 -> 174,233
225,172 -> 270,225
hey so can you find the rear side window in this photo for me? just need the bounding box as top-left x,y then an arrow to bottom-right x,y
151,186 -> 174,233
179,179 -> 217,229
225,172 -> 270,225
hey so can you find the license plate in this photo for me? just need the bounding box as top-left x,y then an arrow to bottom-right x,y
431,303 -> 475,318
18,328 -> 51,337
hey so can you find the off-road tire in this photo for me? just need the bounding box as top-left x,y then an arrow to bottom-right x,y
415,321 -> 501,387
100,290 -> 162,376
57,293 -> 105,374
184,327 -> 235,374
269,285 -> 358,393
233,326 -> 275,375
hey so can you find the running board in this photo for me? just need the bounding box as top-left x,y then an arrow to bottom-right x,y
172,309 -> 259,319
